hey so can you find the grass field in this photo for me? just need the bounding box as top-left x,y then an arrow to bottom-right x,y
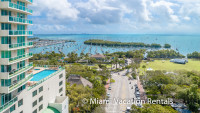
140,59 -> 200,72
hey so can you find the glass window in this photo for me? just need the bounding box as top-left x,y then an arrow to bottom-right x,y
33,109 -> 37,113
18,99 -> 23,107
32,100 -> 37,107
1,51 -> 11,58
39,86 -> 43,93
59,81 -> 63,86
1,65 -> 12,72
1,10 -> 11,16
39,96 -> 43,102
1,93 -> 11,105
59,88 -> 63,93
17,25 -> 25,30
1,23 -> 11,30
18,85 -> 26,93
32,90 -> 37,97
1,79 -> 11,87
1,36 -> 11,44
39,104 -> 43,111
59,74 -> 63,79
10,104 -> 15,112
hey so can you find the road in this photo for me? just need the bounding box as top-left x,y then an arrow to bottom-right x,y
106,69 -> 137,113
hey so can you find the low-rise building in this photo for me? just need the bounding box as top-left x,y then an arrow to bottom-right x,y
91,53 -> 105,60
67,75 -> 93,88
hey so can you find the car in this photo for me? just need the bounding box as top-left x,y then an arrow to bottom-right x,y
135,87 -> 139,91
137,97 -> 141,100
108,87 -> 111,90
126,107 -> 131,112
107,93 -> 110,97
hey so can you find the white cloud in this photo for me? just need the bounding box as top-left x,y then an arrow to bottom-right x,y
183,16 -> 191,21
30,0 -> 200,34
31,0 -> 79,22
75,0 -> 122,24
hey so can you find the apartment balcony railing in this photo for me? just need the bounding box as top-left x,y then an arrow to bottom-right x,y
28,67 -> 65,90
9,42 -> 33,49
8,2 -> 33,13
0,97 -> 17,113
9,16 -> 32,24
9,53 -> 33,63
9,62 -> 33,78
9,73 -> 33,92
9,30 -> 33,36
27,0 -> 33,3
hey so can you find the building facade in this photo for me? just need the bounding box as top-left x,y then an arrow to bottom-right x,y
0,0 -> 68,113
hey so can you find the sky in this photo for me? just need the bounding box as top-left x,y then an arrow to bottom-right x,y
29,0 -> 200,34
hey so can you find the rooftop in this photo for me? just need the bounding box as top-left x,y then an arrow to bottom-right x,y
91,53 -> 105,58
67,74 -> 93,88
27,66 -> 65,90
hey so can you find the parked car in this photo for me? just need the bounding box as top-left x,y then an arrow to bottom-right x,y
135,87 -> 139,92
137,97 -> 141,100
108,87 -> 111,90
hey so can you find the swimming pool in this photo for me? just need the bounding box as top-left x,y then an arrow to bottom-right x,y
31,70 -> 57,81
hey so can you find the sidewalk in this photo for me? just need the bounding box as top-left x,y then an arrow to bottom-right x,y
137,73 -> 147,102
105,78 -> 110,90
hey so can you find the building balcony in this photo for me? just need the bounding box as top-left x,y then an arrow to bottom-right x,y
21,0 -> 33,4
9,73 -> 33,92
0,53 -> 33,65
9,53 -> 33,63
27,0 -> 33,4
0,30 -> 33,36
0,42 -> 33,50
0,16 -> 33,25
0,73 -> 33,93
0,97 -> 18,113
0,1 -> 32,14
0,62 -> 33,79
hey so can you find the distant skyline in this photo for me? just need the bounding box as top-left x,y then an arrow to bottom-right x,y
30,0 -> 200,34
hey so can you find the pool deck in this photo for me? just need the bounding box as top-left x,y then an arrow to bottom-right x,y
32,67 -> 46,75
27,67 -> 60,85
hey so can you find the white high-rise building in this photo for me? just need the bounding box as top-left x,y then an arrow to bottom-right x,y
0,0 -> 68,113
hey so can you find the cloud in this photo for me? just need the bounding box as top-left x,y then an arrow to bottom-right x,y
31,0 -> 79,23
75,0 -> 122,24
30,0 -> 200,34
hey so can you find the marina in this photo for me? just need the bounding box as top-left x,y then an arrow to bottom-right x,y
29,34 -> 200,56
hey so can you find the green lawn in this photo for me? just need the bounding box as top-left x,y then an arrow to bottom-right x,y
140,59 -> 200,72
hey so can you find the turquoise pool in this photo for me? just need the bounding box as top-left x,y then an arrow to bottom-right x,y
31,70 -> 57,81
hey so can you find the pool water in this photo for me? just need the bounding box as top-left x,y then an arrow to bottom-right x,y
31,70 -> 57,81
34,69 -> 40,70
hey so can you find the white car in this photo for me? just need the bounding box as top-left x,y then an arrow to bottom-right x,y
126,107 -> 131,112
